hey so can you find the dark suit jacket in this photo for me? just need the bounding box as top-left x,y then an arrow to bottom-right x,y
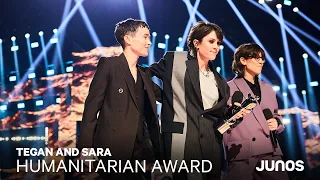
149,51 -> 230,175
78,53 -> 162,161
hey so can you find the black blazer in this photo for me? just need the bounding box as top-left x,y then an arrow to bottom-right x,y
149,51 -> 230,175
78,53 -> 162,161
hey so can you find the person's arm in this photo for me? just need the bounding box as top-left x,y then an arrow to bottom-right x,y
149,52 -> 173,80
78,57 -> 110,149
152,82 -> 162,103
272,91 -> 285,134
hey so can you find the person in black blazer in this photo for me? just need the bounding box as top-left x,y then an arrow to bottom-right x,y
149,22 -> 245,180
78,18 -> 162,180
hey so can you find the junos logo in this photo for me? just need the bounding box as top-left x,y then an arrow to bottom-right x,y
256,160 -> 304,172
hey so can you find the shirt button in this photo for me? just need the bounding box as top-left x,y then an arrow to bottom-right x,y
252,137 -> 256,141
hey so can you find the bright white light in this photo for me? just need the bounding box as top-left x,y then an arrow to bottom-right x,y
9,76 -> 17,82
279,57 -> 284,62
283,92 -> 288,97
276,4 -> 282,8
310,81 -> 319,87
288,84 -> 296,89
0,105 -> 7,111
17,103 -> 25,109
272,86 -> 280,91
28,73 -> 36,79
0,39 -> 2,43
158,43 -> 166,49
11,36 -> 16,41
178,37 -> 182,42
176,47 -> 184,51
56,98 -> 61,104
301,90 -> 306,94
25,33 -> 30,38
66,66 -> 73,72
219,45 -> 224,49
165,34 -> 170,39
50,38 -> 58,44
258,0 -> 264,4
302,53 -> 308,58
36,100 -> 43,106
317,51 -> 320,56
39,31 -> 44,36
53,29 -> 58,33
11,46 -> 19,51
293,7 -> 299,12
47,70 -> 55,76
283,118 -> 291,124
31,42 -> 39,48
152,32 -> 157,37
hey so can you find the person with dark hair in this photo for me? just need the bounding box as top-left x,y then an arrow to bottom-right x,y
78,18 -> 162,179
223,43 -> 288,180
149,21 -> 247,180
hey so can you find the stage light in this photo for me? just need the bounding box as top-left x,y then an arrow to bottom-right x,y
302,53 -> 308,58
50,38 -> 58,44
31,42 -> 39,48
176,47 -> 183,51
272,86 -> 280,91
56,98 -> 61,104
25,33 -> 30,38
36,100 -> 43,106
11,46 -> 19,51
47,69 -> 55,76
53,29 -> 58,33
38,31 -> 44,36
310,81 -> 319,87
152,32 -> 157,37
11,36 -> 16,41
301,90 -> 306,94
279,57 -> 284,62
165,34 -> 170,39
0,105 -> 7,111
288,84 -> 297,89
283,118 -> 291,124
9,76 -> 16,82
219,45 -> 224,49
17,103 -> 25,109
0,38 -> 2,43
178,37 -> 182,42
276,4 -> 282,8
258,0 -> 264,4
158,43 -> 166,49
66,66 -> 73,72
293,7 -> 299,12
283,92 -> 288,96
284,0 -> 292,6
28,73 -> 36,79
317,51 -> 320,56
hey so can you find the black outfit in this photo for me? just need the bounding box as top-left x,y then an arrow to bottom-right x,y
243,76 -> 261,103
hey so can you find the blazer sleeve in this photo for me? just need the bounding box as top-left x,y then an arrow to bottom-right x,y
271,89 -> 285,134
152,82 -> 162,103
149,52 -> 173,80
78,57 -> 110,149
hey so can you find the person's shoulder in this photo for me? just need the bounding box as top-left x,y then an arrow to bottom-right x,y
259,80 -> 275,92
98,55 -> 121,66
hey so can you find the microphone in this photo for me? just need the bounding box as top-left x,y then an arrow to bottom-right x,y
263,108 -> 278,149
217,92 -> 258,134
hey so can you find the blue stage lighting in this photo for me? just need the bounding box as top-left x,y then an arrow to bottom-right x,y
301,90 -> 306,95
25,33 -> 30,38
293,7 -> 299,12
11,36 -> 16,41
36,100 -> 43,106
279,57 -> 284,62
39,31 -> 43,36
216,67 -> 221,73
158,43 -> 166,49
0,105 -> 7,111
66,66 -> 73,72
178,37 -> 182,42
56,98 -> 61,104
17,103 -> 25,109
276,4 -> 282,8
273,86 -> 280,91
0,39 -> 2,43
165,34 -> 170,39
31,42 -> 39,48
284,0 -> 292,6
28,73 -> 36,79
288,84 -> 297,89
282,118 -> 291,124
175,47 -> 184,51
47,70 -> 55,76
53,29 -> 58,34
310,81 -> 319,87
303,53 -> 308,58
50,38 -> 58,44
219,45 -> 224,49
152,32 -> 157,37
11,46 -> 19,51
9,76 -> 16,82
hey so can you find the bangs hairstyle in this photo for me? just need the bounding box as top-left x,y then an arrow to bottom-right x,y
232,43 -> 266,78
114,18 -> 149,48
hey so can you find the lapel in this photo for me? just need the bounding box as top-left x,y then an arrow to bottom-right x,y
137,66 -> 158,117
186,57 -> 203,104
119,53 -> 138,109
233,78 -> 269,134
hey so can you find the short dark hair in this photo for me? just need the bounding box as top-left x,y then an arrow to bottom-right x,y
114,18 -> 149,49
187,21 -> 223,57
232,43 -> 266,78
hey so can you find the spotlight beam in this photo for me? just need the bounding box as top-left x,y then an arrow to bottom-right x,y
137,0 -> 147,23
297,11 -> 320,31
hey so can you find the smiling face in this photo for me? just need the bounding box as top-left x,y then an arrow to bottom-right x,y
194,30 -> 221,61
240,53 -> 265,76
124,27 -> 151,57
